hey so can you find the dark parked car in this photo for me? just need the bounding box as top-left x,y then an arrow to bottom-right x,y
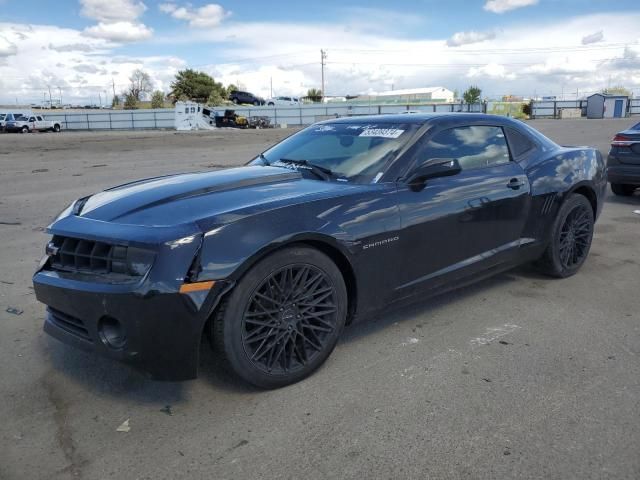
33,114 -> 606,388
228,90 -> 265,106
607,122 -> 640,196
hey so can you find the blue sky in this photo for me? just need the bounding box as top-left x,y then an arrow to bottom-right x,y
1,0 -> 640,104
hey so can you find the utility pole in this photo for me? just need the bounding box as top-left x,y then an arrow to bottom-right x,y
270,77 -> 273,98
320,49 -> 327,102
112,78 -> 116,105
98,92 -> 102,107
58,86 -> 62,106
47,85 -> 52,108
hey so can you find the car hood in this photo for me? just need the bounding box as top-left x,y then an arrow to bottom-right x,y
71,166 -> 360,230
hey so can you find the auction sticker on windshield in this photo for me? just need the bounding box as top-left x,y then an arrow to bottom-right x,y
359,128 -> 405,138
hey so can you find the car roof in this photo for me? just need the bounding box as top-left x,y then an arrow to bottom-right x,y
319,113 -> 523,126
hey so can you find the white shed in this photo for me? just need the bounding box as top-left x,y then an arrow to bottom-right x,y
586,93 -> 628,119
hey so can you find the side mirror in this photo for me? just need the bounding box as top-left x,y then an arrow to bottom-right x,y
407,158 -> 461,191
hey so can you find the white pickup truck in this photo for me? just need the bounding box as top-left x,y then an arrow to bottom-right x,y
5,114 -> 61,133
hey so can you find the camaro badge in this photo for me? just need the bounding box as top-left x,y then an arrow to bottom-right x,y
363,236 -> 400,250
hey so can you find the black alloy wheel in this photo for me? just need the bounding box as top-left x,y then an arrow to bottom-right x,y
557,203 -> 592,269
241,264 -> 338,375
537,194 -> 594,278
212,246 -> 347,388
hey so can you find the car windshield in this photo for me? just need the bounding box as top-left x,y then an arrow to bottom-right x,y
632,122 -> 640,130
254,122 -> 420,183
16,116 -> 28,121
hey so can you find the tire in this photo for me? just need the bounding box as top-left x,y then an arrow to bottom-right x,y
267,102 -> 274,106
536,194 -> 594,278
232,98 -> 238,104
21,126 -> 29,134
212,246 -> 347,388
53,124 -> 61,132
611,183 -> 636,196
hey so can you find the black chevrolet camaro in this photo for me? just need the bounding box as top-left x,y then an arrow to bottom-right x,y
33,114 -> 606,388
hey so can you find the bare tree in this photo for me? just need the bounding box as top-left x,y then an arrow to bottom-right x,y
128,69 -> 153,101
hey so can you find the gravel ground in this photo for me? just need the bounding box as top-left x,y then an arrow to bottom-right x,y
0,118 -> 638,480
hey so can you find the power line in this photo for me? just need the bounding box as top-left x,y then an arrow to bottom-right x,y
331,42 -> 638,55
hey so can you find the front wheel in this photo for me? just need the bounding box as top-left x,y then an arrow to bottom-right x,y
212,246 -> 347,388
611,183 -> 636,196
536,194 -> 594,278
21,126 -> 29,133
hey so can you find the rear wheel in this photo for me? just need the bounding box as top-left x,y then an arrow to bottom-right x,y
611,183 -> 636,196
212,246 -> 347,388
536,194 -> 594,278
53,124 -> 61,132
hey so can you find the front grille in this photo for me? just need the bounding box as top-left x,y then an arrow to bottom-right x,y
48,235 -> 132,275
47,307 -> 92,342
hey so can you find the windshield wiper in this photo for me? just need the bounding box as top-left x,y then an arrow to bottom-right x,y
277,158 -> 334,181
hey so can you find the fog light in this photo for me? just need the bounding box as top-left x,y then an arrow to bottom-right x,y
98,316 -> 126,350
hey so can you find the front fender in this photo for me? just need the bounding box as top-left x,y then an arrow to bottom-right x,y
194,184 -> 402,319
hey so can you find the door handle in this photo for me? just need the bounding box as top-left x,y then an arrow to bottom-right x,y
507,178 -> 525,190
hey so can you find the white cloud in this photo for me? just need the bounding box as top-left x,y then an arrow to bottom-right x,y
2,12 -> 640,105
49,43 -> 95,52
0,36 -> 18,56
80,0 -> 147,22
602,46 -> 640,70
467,63 -> 517,80
0,22 -> 181,105
80,0 -> 151,43
484,0 -> 538,14
159,3 -> 230,28
581,30 -> 604,45
447,31 -> 496,47
84,22 -> 153,42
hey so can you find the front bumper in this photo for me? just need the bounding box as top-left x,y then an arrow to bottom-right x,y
34,270 -> 229,380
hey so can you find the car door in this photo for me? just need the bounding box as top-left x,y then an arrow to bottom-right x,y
35,116 -> 46,130
28,116 -> 37,130
393,124 -> 531,296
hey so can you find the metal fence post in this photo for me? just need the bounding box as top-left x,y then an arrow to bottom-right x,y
131,111 -> 135,129
299,106 -> 302,125
553,101 -> 557,119
154,111 -> 157,129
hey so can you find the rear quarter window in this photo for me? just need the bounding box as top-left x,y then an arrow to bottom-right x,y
505,127 -> 537,159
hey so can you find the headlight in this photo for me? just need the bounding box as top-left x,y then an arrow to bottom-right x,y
110,246 -> 155,276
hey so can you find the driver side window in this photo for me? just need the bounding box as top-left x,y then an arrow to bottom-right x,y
413,126 -> 511,171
